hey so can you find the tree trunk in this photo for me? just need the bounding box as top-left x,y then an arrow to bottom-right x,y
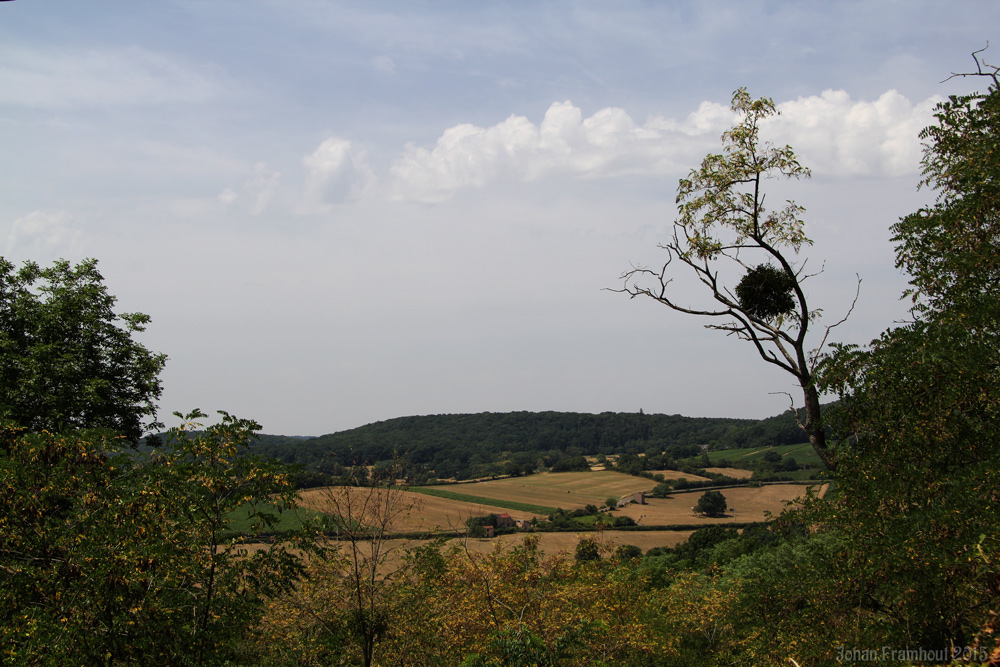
801,381 -> 835,470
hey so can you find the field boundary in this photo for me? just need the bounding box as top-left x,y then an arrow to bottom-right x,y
410,486 -> 558,515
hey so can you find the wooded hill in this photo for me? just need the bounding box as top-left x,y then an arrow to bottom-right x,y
249,408 -> 808,480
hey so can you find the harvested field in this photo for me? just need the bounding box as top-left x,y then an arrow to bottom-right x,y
702,467 -> 753,479
436,470 -> 708,511
297,487 -> 544,532
615,483 -> 827,526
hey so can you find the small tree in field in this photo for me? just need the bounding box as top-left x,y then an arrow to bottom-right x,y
613,89 -> 858,471
695,490 -> 728,517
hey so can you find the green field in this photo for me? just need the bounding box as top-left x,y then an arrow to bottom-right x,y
409,487 -> 559,515
701,442 -> 826,468
226,502 -> 323,536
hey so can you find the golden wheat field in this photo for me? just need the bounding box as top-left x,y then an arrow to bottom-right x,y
296,487 -> 545,532
440,470 -> 709,511
614,483 -> 828,526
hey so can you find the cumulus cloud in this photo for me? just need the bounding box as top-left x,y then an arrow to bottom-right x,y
298,137 -> 375,213
387,101 -> 731,203
386,91 -> 939,203
0,44 -> 221,108
772,89 -> 940,178
4,210 -> 82,257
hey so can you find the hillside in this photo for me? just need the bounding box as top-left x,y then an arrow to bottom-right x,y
249,408 -> 812,481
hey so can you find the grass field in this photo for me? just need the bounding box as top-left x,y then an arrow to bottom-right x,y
703,442 -> 825,468
409,487 -> 556,514
702,466 -> 753,479
425,470 -> 707,512
226,502 -> 321,535
614,483 -> 828,526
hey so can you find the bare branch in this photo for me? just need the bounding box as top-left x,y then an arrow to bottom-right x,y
943,43 -> 1000,86
810,274 -> 862,367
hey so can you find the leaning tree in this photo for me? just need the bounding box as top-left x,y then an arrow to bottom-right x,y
614,89 -> 856,470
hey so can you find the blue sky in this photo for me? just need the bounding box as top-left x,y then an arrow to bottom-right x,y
2,1 -> 997,435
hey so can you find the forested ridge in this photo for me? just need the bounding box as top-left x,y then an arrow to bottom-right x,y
248,408 -> 807,475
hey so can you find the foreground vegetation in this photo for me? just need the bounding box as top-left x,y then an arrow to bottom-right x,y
4,70 -> 1000,665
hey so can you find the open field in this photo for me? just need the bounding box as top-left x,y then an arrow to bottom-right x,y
615,483 -> 828,526
702,467 -> 753,479
422,470 -> 708,511
297,487 -> 545,532
703,442 -> 824,468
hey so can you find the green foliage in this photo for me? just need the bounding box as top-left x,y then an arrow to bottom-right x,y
574,538 -> 601,562
735,263 -> 797,320
676,88 -> 812,258
0,257 -> 166,443
0,411 -> 303,666
650,481 -> 672,498
695,490 -> 728,517
815,78 -> 1000,649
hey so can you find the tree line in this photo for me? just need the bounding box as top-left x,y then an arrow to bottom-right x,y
248,408 -> 811,485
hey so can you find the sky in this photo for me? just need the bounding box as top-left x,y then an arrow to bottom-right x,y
2,1 -> 997,436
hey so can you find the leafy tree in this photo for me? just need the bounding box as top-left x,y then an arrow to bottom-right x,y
0,411 -> 303,666
613,544 -> 643,562
614,89 -> 856,470
650,481 -> 672,498
817,55 -> 1000,649
695,490 -> 727,517
0,258 -> 166,442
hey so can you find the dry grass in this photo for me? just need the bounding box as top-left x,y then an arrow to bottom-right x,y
297,487 -> 544,532
441,470 -> 708,511
615,483 -> 828,526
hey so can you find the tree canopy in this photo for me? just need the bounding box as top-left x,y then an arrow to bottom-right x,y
817,60 -> 1000,649
0,258 -> 166,442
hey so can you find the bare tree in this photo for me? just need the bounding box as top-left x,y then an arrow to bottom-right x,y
306,464 -> 419,667
612,89 -> 857,470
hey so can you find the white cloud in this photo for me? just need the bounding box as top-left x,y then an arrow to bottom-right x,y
298,137 -> 375,213
773,89 -> 940,178
387,101 -> 729,203
4,210 -> 82,258
0,45 -> 222,108
386,91 -> 940,203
